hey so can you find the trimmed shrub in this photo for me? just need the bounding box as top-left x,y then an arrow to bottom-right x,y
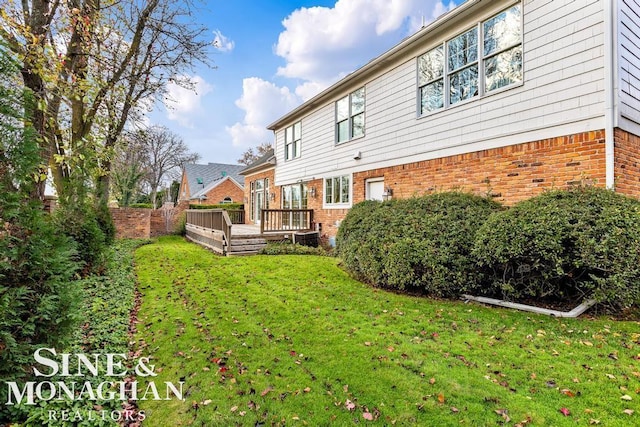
129,202 -> 154,209
189,203 -> 244,210
473,187 -> 640,308
337,192 -> 501,296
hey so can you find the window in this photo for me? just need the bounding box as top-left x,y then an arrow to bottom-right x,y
249,179 -> 269,222
324,175 -> 350,206
448,27 -> 479,105
483,5 -> 522,92
282,183 -> 308,209
222,196 -> 232,203
417,4 -> 522,115
336,87 -> 365,143
285,121 -> 301,160
418,46 -> 444,114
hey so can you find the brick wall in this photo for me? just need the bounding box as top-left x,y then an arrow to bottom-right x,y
614,128 -> 640,198
110,208 -> 151,239
281,130 -> 608,240
111,201 -> 190,239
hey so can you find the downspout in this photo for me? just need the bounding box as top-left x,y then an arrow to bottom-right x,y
604,0 -> 616,189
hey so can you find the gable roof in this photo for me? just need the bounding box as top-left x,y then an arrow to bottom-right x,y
190,175 -> 244,200
183,163 -> 245,197
239,148 -> 276,176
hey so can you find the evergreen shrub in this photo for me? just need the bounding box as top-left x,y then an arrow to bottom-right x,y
337,192 -> 501,296
473,186 -> 640,308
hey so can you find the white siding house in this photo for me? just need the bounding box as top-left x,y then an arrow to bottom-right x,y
267,0 -> 640,239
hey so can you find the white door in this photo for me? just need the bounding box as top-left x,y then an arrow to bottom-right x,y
255,191 -> 264,225
366,179 -> 385,201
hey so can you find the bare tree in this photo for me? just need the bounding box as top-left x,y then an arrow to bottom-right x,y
135,126 -> 200,208
0,0 -> 211,201
237,142 -> 273,165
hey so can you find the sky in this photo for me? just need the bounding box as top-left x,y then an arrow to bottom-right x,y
148,0 -> 461,165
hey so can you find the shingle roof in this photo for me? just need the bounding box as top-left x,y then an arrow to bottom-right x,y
183,163 -> 245,198
239,148 -> 276,175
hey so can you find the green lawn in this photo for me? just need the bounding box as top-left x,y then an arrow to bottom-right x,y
134,236 -> 639,426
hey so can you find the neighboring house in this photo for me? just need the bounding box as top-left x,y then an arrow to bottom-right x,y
179,163 -> 245,205
267,0 -> 640,240
239,149 -> 276,226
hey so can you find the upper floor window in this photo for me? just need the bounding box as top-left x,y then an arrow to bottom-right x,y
285,121 -> 301,160
336,87 -> 365,144
418,4 -> 522,115
324,174 -> 351,207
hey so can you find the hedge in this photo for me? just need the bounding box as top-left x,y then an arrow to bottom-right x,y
473,186 -> 640,308
337,192 -> 501,297
189,203 -> 244,210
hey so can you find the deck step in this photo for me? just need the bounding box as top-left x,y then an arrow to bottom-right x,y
228,244 -> 266,252
226,250 -> 261,257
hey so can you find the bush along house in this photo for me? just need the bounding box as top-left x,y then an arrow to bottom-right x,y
266,0 -> 640,244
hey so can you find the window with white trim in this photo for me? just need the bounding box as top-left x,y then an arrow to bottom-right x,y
284,121 -> 301,161
418,4 -> 522,115
336,87 -> 365,143
324,175 -> 350,206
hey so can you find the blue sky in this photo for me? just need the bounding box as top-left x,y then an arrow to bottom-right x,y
148,0 -> 460,165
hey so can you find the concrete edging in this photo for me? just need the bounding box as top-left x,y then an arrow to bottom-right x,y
461,294 -> 596,318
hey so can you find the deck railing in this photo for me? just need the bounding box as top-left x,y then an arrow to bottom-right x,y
260,209 -> 314,234
186,209 -> 232,242
226,209 -> 245,224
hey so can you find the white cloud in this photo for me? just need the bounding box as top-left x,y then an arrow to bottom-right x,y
165,75 -> 213,128
226,1 -> 458,150
226,77 -> 301,147
213,30 -> 235,52
275,0 -> 457,97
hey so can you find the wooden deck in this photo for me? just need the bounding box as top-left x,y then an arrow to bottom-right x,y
185,209 -> 316,256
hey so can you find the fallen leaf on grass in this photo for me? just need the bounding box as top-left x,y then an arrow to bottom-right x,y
495,409 -> 510,423
514,416 -> 532,426
623,409 -> 634,415
202,399 -> 212,406
230,405 -> 238,412
261,386 -> 273,397
364,342 -> 371,346
303,387 -> 311,393
451,407 -> 459,413
345,400 -> 356,411
437,393 -> 445,403
363,412 -> 374,421
621,395 -> 633,401
560,389 -> 576,397
559,407 -> 570,416
429,378 -> 436,385
589,419 -> 600,425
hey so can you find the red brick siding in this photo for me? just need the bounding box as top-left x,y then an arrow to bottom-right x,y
191,179 -> 244,206
614,128 -> 640,198
243,168 -> 276,225
278,130 -> 608,239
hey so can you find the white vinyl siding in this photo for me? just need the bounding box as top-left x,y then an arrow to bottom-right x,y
336,87 -> 365,143
618,0 -> 640,130
284,122 -> 301,161
274,0 -> 606,186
